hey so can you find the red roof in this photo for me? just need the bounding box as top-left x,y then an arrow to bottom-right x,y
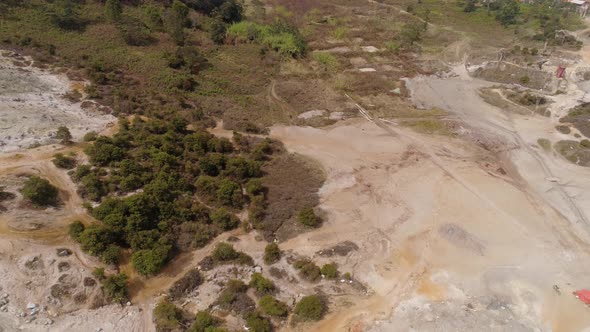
574,289 -> 590,304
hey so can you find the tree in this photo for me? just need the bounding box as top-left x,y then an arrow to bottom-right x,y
263,242 -> 281,265
21,176 -> 59,206
210,19 -> 227,44
154,300 -> 183,331
298,207 -> 319,227
294,295 -> 326,321
496,0 -> 520,26
78,224 -> 116,256
101,244 -> 122,264
105,0 -> 122,22
56,126 -> 73,145
258,295 -> 288,317
102,273 -> 128,302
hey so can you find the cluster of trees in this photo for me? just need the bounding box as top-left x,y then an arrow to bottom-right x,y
68,117 -> 275,275
461,0 -> 582,41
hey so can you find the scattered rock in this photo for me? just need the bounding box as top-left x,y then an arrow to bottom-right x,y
24,256 -> 44,270
57,261 -> 70,272
56,248 -> 72,257
26,303 -> 37,309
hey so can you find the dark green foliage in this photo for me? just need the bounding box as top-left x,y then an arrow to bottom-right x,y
212,242 -> 239,261
83,131 -> 98,142
244,311 -> 272,332
210,19 -> 228,44
51,0 -> 84,31
213,0 -> 243,23
85,136 -> 126,166
52,153 -> 76,169
212,242 -> 254,265
216,179 -> 243,208
131,244 -> 172,276
187,311 -> 221,332
258,295 -> 288,317
263,242 -> 280,265
105,0 -> 122,22
101,244 -> 122,264
68,220 -> 85,241
495,0 -> 520,26
294,259 -> 321,282
78,224 -> 116,256
102,273 -> 128,302
294,295 -> 326,321
21,176 -> 59,206
463,0 -> 477,12
164,0 -> 189,45
211,208 -> 239,231
93,267 -> 105,280
56,126 -> 72,144
399,21 -> 427,47
249,272 -> 275,295
245,178 -> 265,199
298,207 -> 319,227
154,299 -> 183,331
320,263 -> 338,279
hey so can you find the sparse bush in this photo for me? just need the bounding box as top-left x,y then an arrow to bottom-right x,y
298,207 -> 319,227
263,242 -> 281,265
92,267 -> 105,280
294,259 -> 321,282
313,52 -> 339,73
258,295 -> 288,317
52,153 -> 77,169
212,242 -> 239,261
169,269 -> 203,300
519,75 -> 530,85
154,299 -> 183,331
249,273 -> 275,295
187,311 -> 221,332
537,138 -> 551,152
294,295 -> 326,321
21,176 -> 59,206
321,263 -> 338,279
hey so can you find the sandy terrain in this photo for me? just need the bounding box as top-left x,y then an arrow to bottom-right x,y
0,51 -> 115,152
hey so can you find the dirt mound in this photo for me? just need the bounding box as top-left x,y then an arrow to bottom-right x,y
438,223 -> 485,256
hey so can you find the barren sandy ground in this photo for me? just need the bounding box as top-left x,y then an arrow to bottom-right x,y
0,52 -> 115,152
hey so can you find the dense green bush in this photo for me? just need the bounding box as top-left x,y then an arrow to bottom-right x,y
249,273 -> 275,295
187,311 -> 221,332
52,153 -> 76,169
132,245 -> 171,276
68,220 -> 85,241
212,242 -> 239,261
294,295 -> 326,321
154,299 -> 183,331
211,208 -> 239,231
226,21 -> 307,57
244,311 -> 271,332
102,273 -> 128,302
258,295 -> 288,317
21,176 -> 59,206
263,242 -> 281,265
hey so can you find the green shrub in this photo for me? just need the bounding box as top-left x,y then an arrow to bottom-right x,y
249,273 -> 275,295
216,179 -> 243,208
92,267 -> 105,280
244,311 -> 271,332
52,153 -> 76,169
294,295 -> 326,321
102,273 -> 128,302
298,207 -> 319,227
211,208 -> 239,231
132,245 -> 171,275
581,139 -> 590,148
313,52 -> 339,73
226,21 -> 307,57
154,299 -> 183,331
321,263 -> 338,279
101,244 -> 122,264
83,131 -> 98,142
519,75 -> 530,85
263,242 -> 281,265
187,311 -> 221,332
78,224 -> 116,256
68,220 -> 85,241
56,126 -> 73,144
258,295 -> 288,317
294,259 -> 321,282
212,242 -> 239,261
21,176 -> 59,206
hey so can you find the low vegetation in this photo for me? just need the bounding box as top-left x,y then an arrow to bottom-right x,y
294,295 -> 326,321
21,176 -> 59,207
52,153 -> 77,169
226,21 -> 307,57
258,295 -> 289,317
154,299 -> 184,331
298,207 -> 320,227
293,259 -> 321,282
249,273 -> 276,296
263,242 -> 281,265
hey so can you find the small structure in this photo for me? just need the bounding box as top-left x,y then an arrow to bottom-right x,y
574,289 -> 590,304
556,65 -> 566,79
568,0 -> 589,17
